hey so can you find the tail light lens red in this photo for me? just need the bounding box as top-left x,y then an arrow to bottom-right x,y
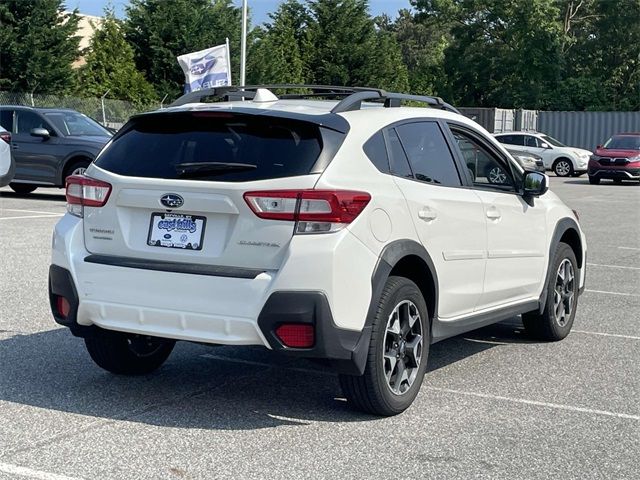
0,131 -> 11,144
243,190 -> 371,234
275,324 -> 314,348
66,175 -> 112,217
56,296 -> 71,319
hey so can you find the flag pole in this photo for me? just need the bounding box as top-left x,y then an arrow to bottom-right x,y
225,37 -> 232,85
240,0 -> 247,86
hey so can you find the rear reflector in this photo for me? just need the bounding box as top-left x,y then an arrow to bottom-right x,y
56,296 -> 71,319
244,190 -> 371,234
275,324 -> 315,348
66,175 -> 112,217
0,131 -> 10,144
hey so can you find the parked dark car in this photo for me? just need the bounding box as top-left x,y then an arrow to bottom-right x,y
0,106 -> 112,194
588,133 -> 640,184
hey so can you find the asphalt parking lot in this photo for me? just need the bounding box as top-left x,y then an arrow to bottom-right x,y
0,178 -> 638,480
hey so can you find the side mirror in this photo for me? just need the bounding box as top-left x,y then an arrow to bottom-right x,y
523,171 -> 549,197
539,142 -> 551,149
596,145 -> 602,149
30,127 -> 50,139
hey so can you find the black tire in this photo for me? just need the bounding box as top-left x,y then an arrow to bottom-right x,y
64,159 -> 91,182
85,330 -> 175,375
522,243 -> 578,341
553,158 -> 574,177
339,276 -> 430,416
588,176 -> 600,185
9,183 -> 37,194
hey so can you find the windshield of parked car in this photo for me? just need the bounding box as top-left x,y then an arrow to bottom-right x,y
44,112 -> 111,137
539,134 -> 566,147
603,135 -> 640,150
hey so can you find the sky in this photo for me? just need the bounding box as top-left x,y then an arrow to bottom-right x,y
68,0 -> 413,25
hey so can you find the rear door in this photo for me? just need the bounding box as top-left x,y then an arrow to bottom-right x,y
389,121 -> 487,319
84,111 -> 334,271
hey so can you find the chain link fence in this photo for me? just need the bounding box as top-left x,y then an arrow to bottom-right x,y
0,91 -> 160,129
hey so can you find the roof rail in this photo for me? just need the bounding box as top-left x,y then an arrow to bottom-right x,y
330,91 -> 460,115
169,84 -> 460,114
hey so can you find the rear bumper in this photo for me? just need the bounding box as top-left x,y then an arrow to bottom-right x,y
49,265 -> 369,374
50,213 -> 377,374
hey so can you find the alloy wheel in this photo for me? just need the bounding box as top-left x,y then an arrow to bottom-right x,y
553,259 -> 575,327
555,161 -> 571,176
488,167 -> 508,184
382,300 -> 423,395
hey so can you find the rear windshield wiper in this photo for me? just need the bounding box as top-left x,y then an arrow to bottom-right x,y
175,162 -> 257,178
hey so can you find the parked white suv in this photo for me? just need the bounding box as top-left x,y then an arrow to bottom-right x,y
50,86 -> 587,416
494,131 -> 591,177
0,126 -> 15,187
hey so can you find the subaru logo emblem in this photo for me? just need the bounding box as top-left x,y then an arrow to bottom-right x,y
160,194 -> 184,209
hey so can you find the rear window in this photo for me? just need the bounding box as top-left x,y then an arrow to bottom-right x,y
95,112 -> 323,182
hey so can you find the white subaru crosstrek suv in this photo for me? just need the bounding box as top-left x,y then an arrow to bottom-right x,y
50,86 -> 587,416
494,131 -> 591,177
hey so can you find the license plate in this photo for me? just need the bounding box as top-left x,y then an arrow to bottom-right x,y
147,213 -> 206,250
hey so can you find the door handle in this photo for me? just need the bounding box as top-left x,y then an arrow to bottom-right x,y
486,206 -> 501,220
11,145 -> 18,150
418,207 -> 437,221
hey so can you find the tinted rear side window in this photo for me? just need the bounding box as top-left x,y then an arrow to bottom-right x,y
95,112 -> 323,182
387,129 -> 413,178
395,122 -> 461,186
363,131 -> 390,173
496,135 -> 524,146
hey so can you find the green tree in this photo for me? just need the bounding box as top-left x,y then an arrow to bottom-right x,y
379,10 -> 448,95
415,0 -> 564,108
124,0 -> 241,101
77,10 -> 156,106
247,0 -> 309,84
0,0 -> 80,93
564,0 -> 640,110
306,0 -> 407,90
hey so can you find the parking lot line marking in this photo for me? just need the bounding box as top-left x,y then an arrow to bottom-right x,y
572,330 -> 640,341
0,462 -> 84,480
0,214 -> 64,221
618,246 -> 640,251
585,289 -> 640,297
427,387 -> 640,421
587,262 -> 640,270
1,208 -> 65,216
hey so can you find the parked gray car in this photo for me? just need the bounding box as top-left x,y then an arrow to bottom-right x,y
0,106 -> 112,194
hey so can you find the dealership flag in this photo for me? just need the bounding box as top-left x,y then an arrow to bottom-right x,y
177,40 -> 232,93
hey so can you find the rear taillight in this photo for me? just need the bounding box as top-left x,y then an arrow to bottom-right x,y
66,175 -> 112,217
243,190 -> 371,234
0,131 -> 10,144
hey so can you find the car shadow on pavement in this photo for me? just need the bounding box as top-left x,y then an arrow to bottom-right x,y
563,179 -> 639,186
0,318 -> 527,429
0,191 -> 66,201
